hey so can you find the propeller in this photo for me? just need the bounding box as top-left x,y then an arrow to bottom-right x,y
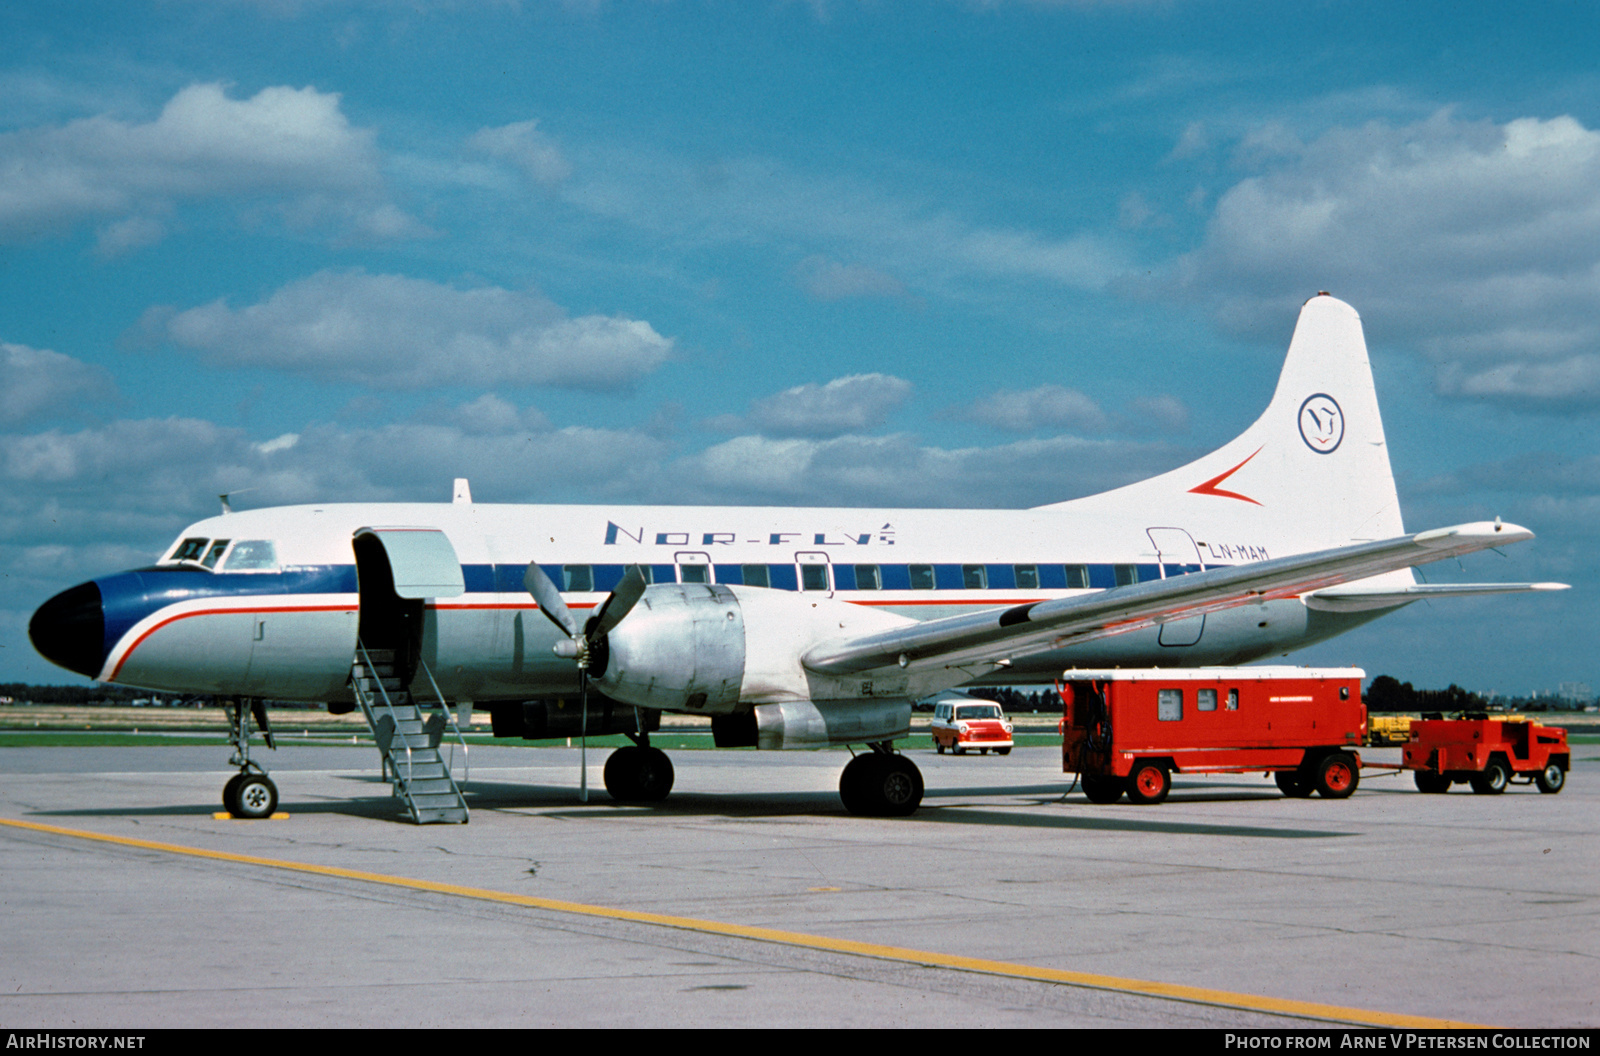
524,562 -> 647,801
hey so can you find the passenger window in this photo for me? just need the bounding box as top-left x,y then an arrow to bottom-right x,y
1065,565 -> 1089,589
1014,565 -> 1039,589
1113,564 -> 1139,587
222,540 -> 278,572
1226,689 -> 1239,711
1198,688 -> 1217,712
854,564 -> 880,590
800,564 -> 830,592
1158,689 -> 1183,721
563,565 -> 594,592
171,538 -> 208,563
909,564 -> 935,590
201,539 -> 231,569
962,565 -> 987,590
743,564 -> 770,589
680,564 -> 709,585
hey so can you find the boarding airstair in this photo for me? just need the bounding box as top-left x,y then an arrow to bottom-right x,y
350,644 -> 470,824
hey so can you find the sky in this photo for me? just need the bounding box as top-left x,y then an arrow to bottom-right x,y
2,0 -> 1597,696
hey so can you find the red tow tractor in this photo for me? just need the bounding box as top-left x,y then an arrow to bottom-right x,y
1402,715 -> 1569,794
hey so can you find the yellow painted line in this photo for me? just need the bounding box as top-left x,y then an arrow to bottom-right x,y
1,816 -> 1486,1029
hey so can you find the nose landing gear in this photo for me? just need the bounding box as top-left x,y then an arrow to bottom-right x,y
221,698 -> 280,819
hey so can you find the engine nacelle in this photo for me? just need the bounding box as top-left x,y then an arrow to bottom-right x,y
591,582 -> 920,718
593,583 -> 747,713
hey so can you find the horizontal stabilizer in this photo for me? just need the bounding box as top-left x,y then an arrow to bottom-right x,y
1304,581 -> 1569,613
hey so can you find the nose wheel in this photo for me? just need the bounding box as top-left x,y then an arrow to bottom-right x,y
223,767 -> 279,819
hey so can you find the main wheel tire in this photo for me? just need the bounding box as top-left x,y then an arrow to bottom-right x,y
633,747 -> 674,802
228,773 -> 278,819
841,754 -> 923,817
1470,758 -> 1510,795
1536,762 -> 1566,794
1313,752 -> 1360,799
1414,770 -> 1452,794
603,746 -> 642,802
222,773 -> 244,809
1080,774 -> 1124,804
1125,761 -> 1171,805
839,753 -> 874,814
1275,770 -> 1314,798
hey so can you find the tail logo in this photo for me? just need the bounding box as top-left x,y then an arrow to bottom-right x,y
1189,447 -> 1264,505
1297,394 -> 1344,454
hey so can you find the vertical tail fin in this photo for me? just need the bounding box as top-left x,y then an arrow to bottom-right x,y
1048,294 -> 1405,552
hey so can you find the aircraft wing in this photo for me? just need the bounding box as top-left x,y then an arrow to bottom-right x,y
803,521 -> 1550,677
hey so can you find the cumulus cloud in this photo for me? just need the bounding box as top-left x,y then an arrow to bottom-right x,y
1173,110 -> 1600,408
666,432 -> 1189,508
0,82 -> 414,246
0,343 -> 117,424
962,384 -> 1188,435
707,374 -> 913,438
134,270 -> 674,391
467,119 -> 573,188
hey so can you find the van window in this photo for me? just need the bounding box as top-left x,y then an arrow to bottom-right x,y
1198,688 -> 1217,712
1226,689 -> 1239,711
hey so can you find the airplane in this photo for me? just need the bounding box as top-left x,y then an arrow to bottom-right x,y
28,294 -> 1566,819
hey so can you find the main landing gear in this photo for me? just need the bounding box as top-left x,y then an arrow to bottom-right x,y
221,698 -> 279,819
840,744 -> 924,817
603,733 -> 675,803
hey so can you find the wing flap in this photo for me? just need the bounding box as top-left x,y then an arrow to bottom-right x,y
803,521 -> 1544,676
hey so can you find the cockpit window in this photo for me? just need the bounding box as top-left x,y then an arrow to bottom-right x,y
201,540 -> 231,569
222,540 -> 278,572
170,538 -> 208,563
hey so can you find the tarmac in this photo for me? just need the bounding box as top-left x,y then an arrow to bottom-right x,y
0,738 -> 1595,1029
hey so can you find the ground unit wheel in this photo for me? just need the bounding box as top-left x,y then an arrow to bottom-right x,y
995,747 -> 1011,756
1274,770 -> 1314,798
1413,770 -> 1452,794
1080,774 -> 1123,804
226,772 -> 278,819
1125,761 -> 1170,805
1313,752 -> 1359,799
1470,758 -> 1510,795
840,753 -> 923,817
1536,762 -> 1566,794
604,746 -> 675,803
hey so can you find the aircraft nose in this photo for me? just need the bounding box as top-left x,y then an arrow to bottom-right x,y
29,581 -> 107,679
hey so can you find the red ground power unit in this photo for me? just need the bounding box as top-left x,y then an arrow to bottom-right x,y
1059,667 -> 1366,805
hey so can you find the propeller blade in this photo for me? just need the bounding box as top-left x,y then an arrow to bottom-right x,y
590,565 -> 647,640
524,561 -> 579,639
